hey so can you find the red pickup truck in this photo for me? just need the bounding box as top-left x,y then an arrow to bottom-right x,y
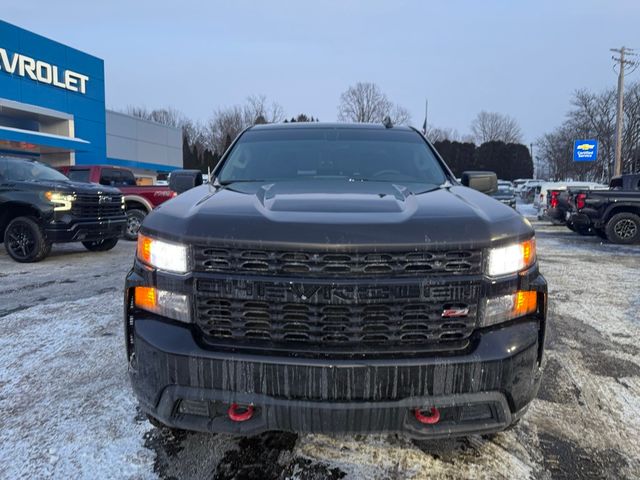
58,165 -> 176,240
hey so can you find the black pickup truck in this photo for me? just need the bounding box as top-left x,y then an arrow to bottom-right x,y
125,123 -> 548,439
0,156 -> 126,262
567,174 -> 640,243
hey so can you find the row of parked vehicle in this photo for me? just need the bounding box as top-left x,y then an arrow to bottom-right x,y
534,174 -> 640,244
0,156 -> 181,262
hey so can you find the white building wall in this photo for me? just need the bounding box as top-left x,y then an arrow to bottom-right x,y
105,110 -> 182,171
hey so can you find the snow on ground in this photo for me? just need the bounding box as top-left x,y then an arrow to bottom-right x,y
516,201 -> 539,220
0,220 -> 639,479
0,244 -> 155,479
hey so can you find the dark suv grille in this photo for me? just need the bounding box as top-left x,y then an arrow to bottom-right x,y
71,193 -> 124,218
194,278 -> 479,351
193,246 -> 483,277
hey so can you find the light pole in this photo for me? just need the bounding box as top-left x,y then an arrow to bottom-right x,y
611,47 -> 638,177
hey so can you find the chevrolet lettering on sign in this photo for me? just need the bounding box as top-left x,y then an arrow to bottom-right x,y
0,47 -> 89,94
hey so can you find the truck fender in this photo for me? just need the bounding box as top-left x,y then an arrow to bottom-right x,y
603,202 -> 640,223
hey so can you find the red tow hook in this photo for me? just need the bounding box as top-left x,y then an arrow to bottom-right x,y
414,407 -> 440,425
227,403 -> 254,422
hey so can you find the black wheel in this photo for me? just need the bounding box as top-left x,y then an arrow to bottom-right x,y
124,209 -> 146,241
605,212 -> 640,244
82,238 -> 119,251
4,216 -> 51,263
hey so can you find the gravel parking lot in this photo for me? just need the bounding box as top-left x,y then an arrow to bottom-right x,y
1,209 -> 639,479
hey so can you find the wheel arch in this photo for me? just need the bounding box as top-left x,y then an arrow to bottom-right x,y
0,203 -> 44,241
124,195 -> 152,212
603,204 -> 640,223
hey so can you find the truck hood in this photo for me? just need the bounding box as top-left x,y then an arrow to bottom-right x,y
15,179 -> 121,195
143,181 -> 534,249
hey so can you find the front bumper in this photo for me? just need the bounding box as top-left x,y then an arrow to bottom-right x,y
45,215 -> 126,242
127,309 -> 546,438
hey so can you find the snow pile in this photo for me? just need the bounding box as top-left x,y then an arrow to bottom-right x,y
0,293 -> 155,479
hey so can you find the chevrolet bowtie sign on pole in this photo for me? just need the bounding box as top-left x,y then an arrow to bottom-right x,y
573,139 -> 598,162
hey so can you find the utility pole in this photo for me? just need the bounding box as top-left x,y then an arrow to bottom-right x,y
529,143 -> 534,178
611,47 -> 638,177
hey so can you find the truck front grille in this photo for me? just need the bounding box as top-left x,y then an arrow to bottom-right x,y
71,194 -> 124,218
193,246 -> 482,277
194,278 -> 479,352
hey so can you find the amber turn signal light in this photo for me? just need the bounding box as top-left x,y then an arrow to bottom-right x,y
514,290 -> 537,317
137,234 -> 153,265
134,286 -> 157,310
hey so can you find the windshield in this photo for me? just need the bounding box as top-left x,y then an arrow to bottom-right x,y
0,157 -> 69,182
67,169 -> 91,183
217,128 -> 447,185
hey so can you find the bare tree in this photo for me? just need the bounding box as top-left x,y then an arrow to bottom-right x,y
206,106 -> 245,154
425,126 -> 461,142
537,82 -> 640,181
389,105 -> 411,126
337,82 -> 411,125
125,106 -> 185,128
470,111 -> 523,144
244,94 -> 286,125
205,95 -> 285,154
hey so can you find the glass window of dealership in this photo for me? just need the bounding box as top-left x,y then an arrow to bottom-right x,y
0,20 -> 183,184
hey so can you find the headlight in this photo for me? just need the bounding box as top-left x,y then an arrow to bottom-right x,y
134,287 -> 190,323
486,238 -> 536,277
137,234 -> 188,273
480,290 -> 538,327
45,191 -> 76,211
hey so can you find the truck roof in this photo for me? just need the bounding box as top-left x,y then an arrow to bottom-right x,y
250,122 -> 415,131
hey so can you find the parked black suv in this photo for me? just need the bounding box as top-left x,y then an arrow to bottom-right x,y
125,123 -> 548,439
0,156 -> 126,262
567,174 -> 640,243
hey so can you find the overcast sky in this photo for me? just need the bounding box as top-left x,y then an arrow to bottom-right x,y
4,0 -> 640,144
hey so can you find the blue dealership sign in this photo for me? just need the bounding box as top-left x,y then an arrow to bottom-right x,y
573,139 -> 598,162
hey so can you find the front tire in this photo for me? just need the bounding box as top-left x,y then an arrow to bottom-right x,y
82,238 -> 119,252
605,212 -> 640,244
124,209 -> 146,241
4,216 -> 51,263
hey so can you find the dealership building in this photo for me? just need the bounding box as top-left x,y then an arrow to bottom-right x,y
0,20 -> 182,183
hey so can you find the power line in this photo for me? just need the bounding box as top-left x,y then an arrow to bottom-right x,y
610,46 -> 638,177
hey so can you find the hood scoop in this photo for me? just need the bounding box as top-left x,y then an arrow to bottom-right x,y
257,181 -> 412,214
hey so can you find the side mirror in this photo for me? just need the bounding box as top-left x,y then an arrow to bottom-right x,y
461,171 -> 498,194
169,169 -> 203,194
